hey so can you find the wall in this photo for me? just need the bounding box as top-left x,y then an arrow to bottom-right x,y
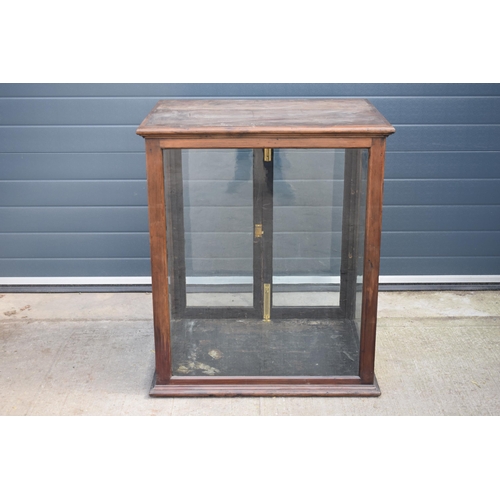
0,83 -> 499,285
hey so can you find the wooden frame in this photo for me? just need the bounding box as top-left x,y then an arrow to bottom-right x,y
137,99 -> 395,396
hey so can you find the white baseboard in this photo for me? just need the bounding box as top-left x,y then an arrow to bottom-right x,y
1,275 -> 500,286
378,275 -> 500,284
0,277 -> 152,285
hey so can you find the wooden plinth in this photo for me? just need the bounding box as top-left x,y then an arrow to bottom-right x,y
150,374 -> 380,397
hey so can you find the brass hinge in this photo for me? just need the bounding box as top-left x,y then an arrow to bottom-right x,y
264,148 -> 272,162
263,283 -> 271,322
254,224 -> 264,238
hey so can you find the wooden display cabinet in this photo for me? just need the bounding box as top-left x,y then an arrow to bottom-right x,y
136,99 -> 395,396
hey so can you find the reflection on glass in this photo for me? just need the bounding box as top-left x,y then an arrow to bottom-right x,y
272,149 -> 345,307
183,149 -> 253,307
164,149 -> 254,308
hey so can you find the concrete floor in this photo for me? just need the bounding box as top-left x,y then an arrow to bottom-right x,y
1,290 -> 499,415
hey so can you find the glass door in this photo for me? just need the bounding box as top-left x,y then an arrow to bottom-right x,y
163,147 -> 367,377
266,148 -> 367,322
164,148 -> 257,319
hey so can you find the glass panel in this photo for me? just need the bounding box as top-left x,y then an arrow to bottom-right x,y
269,148 -> 368,376
165,147 -> 368,377
166,149 -> 254,308
273,149 -> 344,307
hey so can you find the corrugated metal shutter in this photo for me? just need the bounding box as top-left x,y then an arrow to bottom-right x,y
1,84 -> 499,286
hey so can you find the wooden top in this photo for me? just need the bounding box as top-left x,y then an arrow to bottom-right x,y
136,99 -> 395,138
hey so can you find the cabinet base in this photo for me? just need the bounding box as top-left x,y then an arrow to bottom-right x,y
149,375 -> 381,397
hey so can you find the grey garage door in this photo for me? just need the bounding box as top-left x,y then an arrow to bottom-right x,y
0,84 -> 499,286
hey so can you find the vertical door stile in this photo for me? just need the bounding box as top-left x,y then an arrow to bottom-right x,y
253,148 -> 274,320
164,149 -> 187,318
253,149 -> 264,317
340,149 -> 362,319
262,148 -> 274,320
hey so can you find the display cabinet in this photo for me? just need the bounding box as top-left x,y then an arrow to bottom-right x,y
136,99 -> 395,396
